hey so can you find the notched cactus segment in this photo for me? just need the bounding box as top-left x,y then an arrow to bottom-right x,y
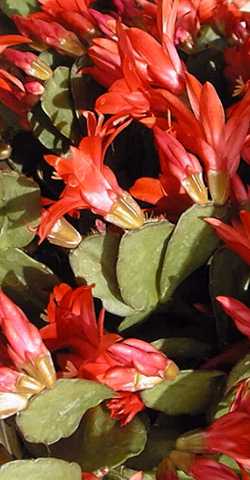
0,172 -> 40,249
70,232 -> 135,316
0,458 -> 81,480
160,204 -> 228,303
16,379 -> 113,444
141,370 -> 225,415
116,220 -> 174,311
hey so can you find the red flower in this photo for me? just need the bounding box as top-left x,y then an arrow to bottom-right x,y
189,457 -> 240,480
0,290 -> 56,389
217,296 -> 250,339
2,48 -> 52,80
0,34 -> 31,53
176,412 -> 250,469
107,391 -> 144,425
41,283 -> 179,423
206,210 -> 250,265
38,113 -> 144,242
13,13 -> 85,57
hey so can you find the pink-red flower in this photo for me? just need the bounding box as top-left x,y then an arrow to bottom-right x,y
206,210 -> 250,265
38,113 -> 144,242
0,290 -> 56,419
217,296 -> 250,339
41,283 -> 179,424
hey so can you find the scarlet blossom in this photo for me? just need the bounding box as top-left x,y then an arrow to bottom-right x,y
0,291 -> 56,389
13,13 -> 85,57
176,411 -> 250,468
217,296 -> 250,339
0,34 -> 31,54
0,291 -> 56,419
38,113 -> 145,242
153,128 -> 208,205
1,48 -> 52,81
206,210 -> 250,265
158,73 -> 250,205
158,451 -> 240,480
107,391 -> 144,425
41,283 -> 179,424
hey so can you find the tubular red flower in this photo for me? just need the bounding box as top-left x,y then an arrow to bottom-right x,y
107,391 -> 144,425
217,296 -> 250,339
0,290 -> 56,389
205,210 -> 250,265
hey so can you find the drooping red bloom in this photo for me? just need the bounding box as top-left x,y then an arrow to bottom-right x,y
13,13 -> 85,57
41,283 -> 179,424
158,451 -> 241,480
0,291 -> 56,389
0,291 -> 56,419
107,391 -> 144,425
206,210 -> 250,265
38,113 -> 145,242
1,48 -> 52,81
0,34 -> 31,53
176,411 -> 250,469
217,296 -> 250,339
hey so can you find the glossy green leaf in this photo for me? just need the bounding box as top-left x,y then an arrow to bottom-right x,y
0,172 -> 40,249
227,353 -> 250,391
79,405 -> 147,470
0,248 -> 58,317
41,67 -> 79,142
141,370 -> 225,415
117,220 -> 174,311
70,233 -> 135,316
0,0 -> 39,16
160,204 -> 228,302
210,248 -> 250,347
0,458 -> 81,480
17,379 -> 113,445
29,105 -> 70,152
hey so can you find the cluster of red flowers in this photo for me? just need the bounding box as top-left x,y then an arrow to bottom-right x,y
1,0 -> 250,478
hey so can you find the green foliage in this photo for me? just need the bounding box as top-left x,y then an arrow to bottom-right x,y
41,67 -> 80,142
16,379 -> 113,445
117,221 -> 174,310
0,0 -> 39,16
160,204 -> 228,302
0,248 -> 58,317
70,232 -> 134,316
78,405 -> 147,470
141,370 -> 225,415
29,105 -> 70,152
0,458 -> 81,480
0,172 -> 40,249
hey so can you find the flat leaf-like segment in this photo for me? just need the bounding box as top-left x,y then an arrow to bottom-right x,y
160,204 -> 228,302
0,248 -> 58,316
41,66 -> 79,142
0,0 -> 39,16
141,370 -> 225,415
0,172 -> 40,249
16,379 -> 113,444
0,458 -> 81,480
70,233 -> 134,316
117,220 -> 174,311
79,406 -> 147,470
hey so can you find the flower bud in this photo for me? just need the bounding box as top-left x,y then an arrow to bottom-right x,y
47,217 -> 82,248
2,48 -> 52,80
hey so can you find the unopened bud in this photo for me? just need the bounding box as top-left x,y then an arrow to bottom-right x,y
34,354 -> 56,389
59,34 -> 85,57
106,192 -> 145,230
182,173 -> 208,205
48,217 -> 82,248
207,170 -> 230,206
